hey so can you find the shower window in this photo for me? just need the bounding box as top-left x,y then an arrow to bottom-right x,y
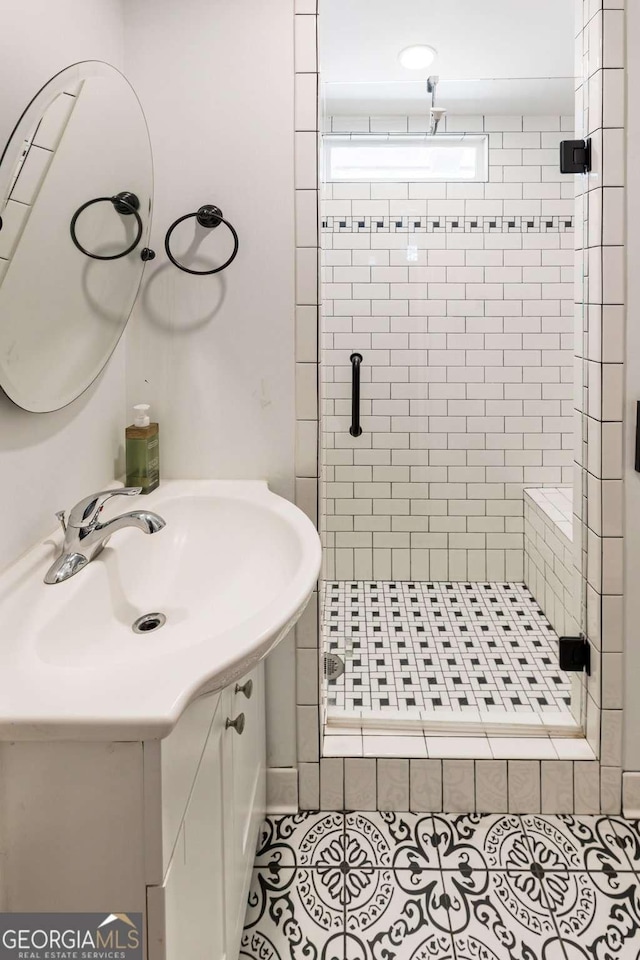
323,134 -> 489,182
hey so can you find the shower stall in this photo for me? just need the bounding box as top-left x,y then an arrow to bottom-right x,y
318,6 -> 587,739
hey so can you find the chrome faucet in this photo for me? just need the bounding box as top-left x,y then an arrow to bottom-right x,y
44,487 -> 166,585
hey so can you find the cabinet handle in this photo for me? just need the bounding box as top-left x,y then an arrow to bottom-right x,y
235,679 -> 253,699
225,713 -> 245,735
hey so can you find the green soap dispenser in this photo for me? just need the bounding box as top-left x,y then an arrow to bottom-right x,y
126,404 -> 160,494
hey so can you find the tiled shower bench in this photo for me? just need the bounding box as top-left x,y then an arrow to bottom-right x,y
524,486 -> 580,639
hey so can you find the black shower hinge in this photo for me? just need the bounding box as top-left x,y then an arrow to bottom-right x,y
558,635 -> 591,675
559,138 -> 592,174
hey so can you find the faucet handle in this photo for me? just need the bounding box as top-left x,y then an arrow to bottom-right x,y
68,487 -> 143,529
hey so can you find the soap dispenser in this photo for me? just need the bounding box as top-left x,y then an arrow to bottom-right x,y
126,404 -> 160,494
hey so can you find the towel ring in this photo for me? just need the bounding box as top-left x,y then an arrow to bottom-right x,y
164,204 -> 239,275
70,192 -> 147,261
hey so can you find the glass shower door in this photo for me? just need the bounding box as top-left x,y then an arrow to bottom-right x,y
319,73 -> 586,733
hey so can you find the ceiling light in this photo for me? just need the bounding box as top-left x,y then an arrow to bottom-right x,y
398,45 -> 437,71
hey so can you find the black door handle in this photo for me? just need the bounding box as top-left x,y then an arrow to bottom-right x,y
350,353 -> 363,437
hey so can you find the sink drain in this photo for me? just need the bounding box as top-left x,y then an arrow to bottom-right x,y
132,612 -> 166,634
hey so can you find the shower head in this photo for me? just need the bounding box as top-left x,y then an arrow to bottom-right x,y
429,106 -> 446,135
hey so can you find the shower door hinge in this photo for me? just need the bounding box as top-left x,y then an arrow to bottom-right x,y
558,635 -> 591,675
559,138 -> 592,174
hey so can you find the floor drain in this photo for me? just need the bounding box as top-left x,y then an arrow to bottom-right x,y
132,612 -> 166,634
324,652 -> 345,681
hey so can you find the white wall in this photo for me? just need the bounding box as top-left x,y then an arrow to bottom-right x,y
0,1 -> 124,154
0,0 -> 127,572
123,0 -> 297,767
123,0 -> 296,497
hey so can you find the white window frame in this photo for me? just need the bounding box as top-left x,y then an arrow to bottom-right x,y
323,134 -> 489,183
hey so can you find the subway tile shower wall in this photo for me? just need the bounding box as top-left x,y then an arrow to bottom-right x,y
321,114 -> 575,583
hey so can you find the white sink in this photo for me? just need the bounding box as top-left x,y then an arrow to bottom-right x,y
0,480 -> 321,739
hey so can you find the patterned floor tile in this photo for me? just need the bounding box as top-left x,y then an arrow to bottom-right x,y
322,581 -> 573,717
441,869 -> 566,959
243,815 -> 640,960
520,815 -> 637,873
345,869 -> 454,959
344,811 -> 439,870
254,813 -> 344,870
431,813 -> 530,871
605,817 -> 640,873
241,867 -> 345,960
543,868 -> 640,959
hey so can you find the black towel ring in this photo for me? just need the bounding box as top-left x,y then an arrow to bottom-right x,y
164,204 -> 239,275
70,191 -> 148,261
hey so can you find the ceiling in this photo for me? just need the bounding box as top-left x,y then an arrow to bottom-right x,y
320,0 -> 576,116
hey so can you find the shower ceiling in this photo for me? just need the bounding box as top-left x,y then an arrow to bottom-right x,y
321,0 -> 576,115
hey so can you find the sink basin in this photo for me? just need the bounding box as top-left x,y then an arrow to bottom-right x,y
0,480 -> 321,739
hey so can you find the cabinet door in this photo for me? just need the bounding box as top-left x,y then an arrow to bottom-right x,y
159,691 -> 230,960
160,690 -> 221,877
223,664 -> 266,959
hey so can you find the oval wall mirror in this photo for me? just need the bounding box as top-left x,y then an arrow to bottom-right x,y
0,61 -> 153,413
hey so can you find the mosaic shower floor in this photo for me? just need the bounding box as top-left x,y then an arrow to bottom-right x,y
322,581 -> 572,716
240,811 -> 640,960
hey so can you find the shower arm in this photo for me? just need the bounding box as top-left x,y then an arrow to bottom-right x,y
427,75 -> 439,108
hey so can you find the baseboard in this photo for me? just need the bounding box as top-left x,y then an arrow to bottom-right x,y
623,772 -> 640,818
266,767 -> 299,814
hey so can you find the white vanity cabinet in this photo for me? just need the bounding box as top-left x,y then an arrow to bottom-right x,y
0,664 -> 266,960
224,665 -> 266,953
146,663 -> 266,960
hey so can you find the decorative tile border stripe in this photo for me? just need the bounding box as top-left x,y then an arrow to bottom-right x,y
321,215 -> 575,234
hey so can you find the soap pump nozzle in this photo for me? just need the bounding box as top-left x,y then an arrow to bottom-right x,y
133,404 -> 151,427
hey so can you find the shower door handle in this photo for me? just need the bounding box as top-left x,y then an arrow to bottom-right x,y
350,352 -> 363,437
